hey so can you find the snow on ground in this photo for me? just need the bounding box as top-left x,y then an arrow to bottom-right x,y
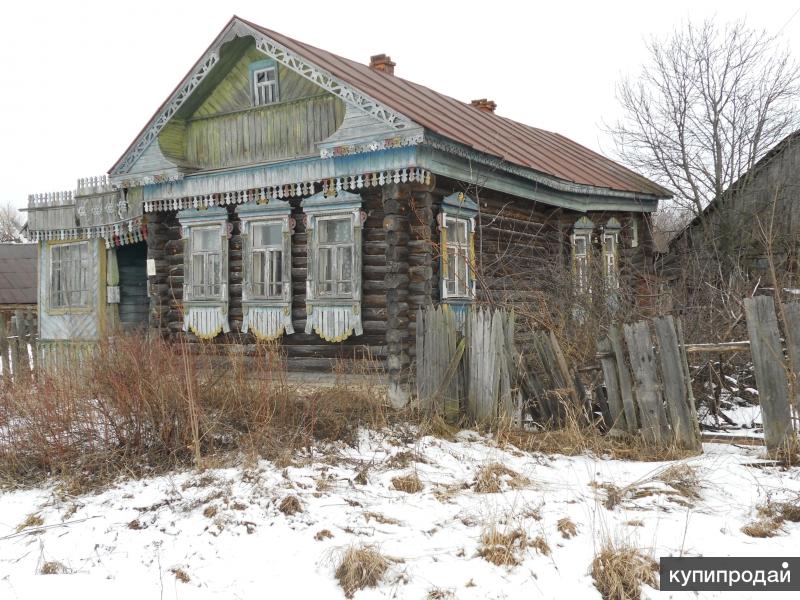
0,429 -> 798,600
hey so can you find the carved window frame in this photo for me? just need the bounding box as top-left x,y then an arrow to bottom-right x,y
302,190 -> 364,342
571,216 -> 594,295
603,218 -> 621,291
439,192 -> 478,302
178,207 -> 230,339
237,200 -> 294,340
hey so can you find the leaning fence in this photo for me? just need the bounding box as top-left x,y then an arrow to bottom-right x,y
0,309 -> 37,381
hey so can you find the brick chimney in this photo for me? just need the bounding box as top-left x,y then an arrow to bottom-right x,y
369,54 -> 396,75
470,98 -> 497,113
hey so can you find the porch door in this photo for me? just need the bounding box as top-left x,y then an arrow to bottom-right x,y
117,242 -> 148,330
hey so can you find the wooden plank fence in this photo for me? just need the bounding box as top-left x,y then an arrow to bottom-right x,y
0,309 -> 37,382
596,298 -> 799,453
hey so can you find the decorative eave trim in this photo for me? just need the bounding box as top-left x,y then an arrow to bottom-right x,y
143,167 -> 431,213
110,17 -> 416,176
420,132 -> 666,202
25,218 -> 147,249
320,132 -> 424,159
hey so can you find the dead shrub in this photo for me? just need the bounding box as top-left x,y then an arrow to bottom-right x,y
478,527 -> 528,566
0,333 -> 393,489
279,495 -> 303,516
591,539 -> 658,600
40,560 -> 68,575
391,473 -> 423,493
473,463 -> 529,493
334,545 -> 391,598
557,517 -> 578,539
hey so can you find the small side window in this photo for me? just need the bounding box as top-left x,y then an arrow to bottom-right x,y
252,65 -> 278,106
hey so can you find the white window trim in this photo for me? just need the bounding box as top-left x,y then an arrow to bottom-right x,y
187,224 -> 227,302
48,240 -> 90,311
603,231 -> 620,290
252,66 -> 278,106
441,213 -> 475,300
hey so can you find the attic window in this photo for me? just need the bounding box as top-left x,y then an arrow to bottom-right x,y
252,66 -> 278,106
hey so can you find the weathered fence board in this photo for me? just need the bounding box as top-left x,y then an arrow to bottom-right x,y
608,325 -> 639,434
415,305 -> 463,419
744,296 -> 794,452
0,309 -> 38,382
781,301 -> 800,416
623,321 -> 669,445
597,337 -> 626,432
653,316 -> 701,450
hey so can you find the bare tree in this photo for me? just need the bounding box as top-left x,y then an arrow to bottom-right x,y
0,203 -> 24,243
611,20 -> 800,227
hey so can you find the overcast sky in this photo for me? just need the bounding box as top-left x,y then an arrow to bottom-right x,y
2,0 -> 799,214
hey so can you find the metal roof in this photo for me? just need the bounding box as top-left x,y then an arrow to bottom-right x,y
111,16 -> 670,200
0,244 -> 37,306
245,19 -> 670,199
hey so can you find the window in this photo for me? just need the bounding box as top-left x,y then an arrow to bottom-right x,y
317,216 -> 354,297
440,192 -> 478,302
443,215 -> 472,298
571,216 -> 594,295
302,190 -> 364,342
237,201 -> 294,340
50,241 -> 89,309
190,226 -> 223,300
603,218 -> 621,290
178,207 -> 230,339
252,66 -> 278,106
251,221 -> 284,298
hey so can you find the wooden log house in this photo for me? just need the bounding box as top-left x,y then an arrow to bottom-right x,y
24,16 -> 669,403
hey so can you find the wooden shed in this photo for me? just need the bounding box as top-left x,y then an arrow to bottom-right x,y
24,16 -> 669,402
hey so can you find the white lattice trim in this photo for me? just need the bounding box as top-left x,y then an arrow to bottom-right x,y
26,219 -> 147,248
305,305 -> 363,343
183,306 -> 230,340
142,168 -> 431,213
242,306 -> 294,341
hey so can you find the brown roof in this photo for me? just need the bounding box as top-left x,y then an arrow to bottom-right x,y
113,16 -> 670,199
245,19 -> 669,198
0,244 -> 37,305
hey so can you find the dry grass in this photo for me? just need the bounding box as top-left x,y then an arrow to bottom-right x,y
386,450 -> 427,469
363,511 -> 401,525
499,421 -> 699,463
314,529 -> 334,541
278,495 -> 303,516
15,513 -> 43,533
39,560 -> 68,575
557,517 -> 578,539
473,463 -> 529,493
0,334 -> 392,490
591,539 -> 658,600
334,545 -> 391,598
391,472 -> 423,493
596,463 -> 701,510
426,588 -> 456,599
170,567 -> 190,583
202,505 -> 218,519
477,527 -> 528,566
530,535 -> 551,555
741,518 -> 782,537
756,495 -> 800,524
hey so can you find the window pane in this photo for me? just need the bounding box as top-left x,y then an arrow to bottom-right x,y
319,218 -> 351,243
252,251 -> 265,296
193,228 -> 219,251
339,246 -> 352,282
456,253 -> 467,295
574,236 -> 587,256
452,219 -> 468,244
318,248 -> 333,295
269,250 -> 282,296
253,222 -> 282,247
